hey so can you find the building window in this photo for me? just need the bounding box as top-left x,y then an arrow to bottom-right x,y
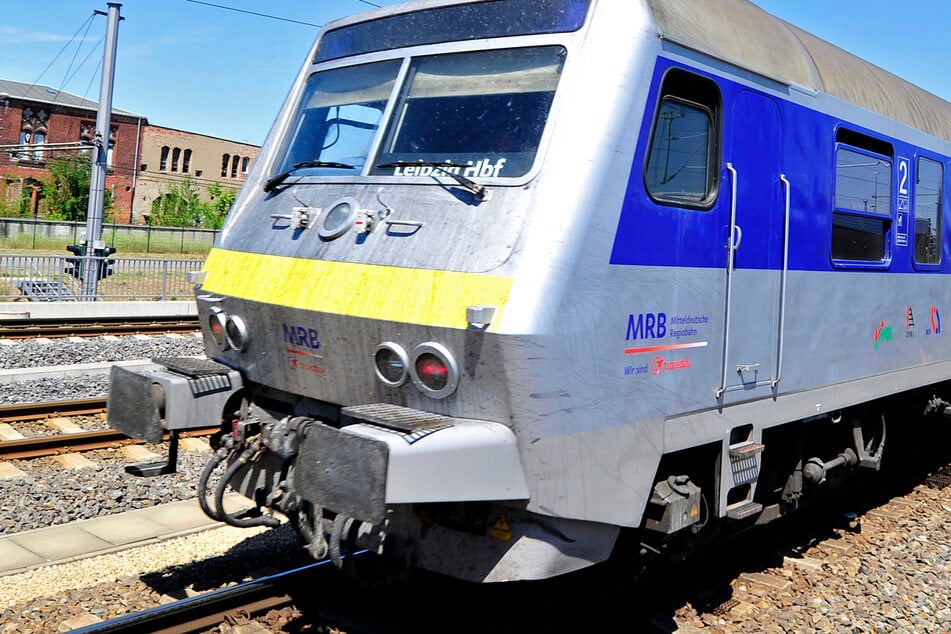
19,108 -> 48,162
79,123 -> 116,165
79,122 -> 95,155
171,147 -> 181,172
915,157 -> 943,265
231,154 -> 240,178
183,149 -> 192,173
106,126 -> 117,169
160,146 -> 170,171
241,156 -> 250,174
221,153 -> 230,177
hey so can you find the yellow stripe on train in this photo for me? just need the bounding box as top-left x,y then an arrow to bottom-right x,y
200,248 -> 513,331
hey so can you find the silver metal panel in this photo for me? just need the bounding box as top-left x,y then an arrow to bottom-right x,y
109,360 -> 242,437
218,183 -> 533,274
343,416 -> 529,504
157,364 -> 243,431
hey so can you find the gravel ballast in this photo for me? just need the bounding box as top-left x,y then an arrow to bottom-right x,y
0,334 -> 213,534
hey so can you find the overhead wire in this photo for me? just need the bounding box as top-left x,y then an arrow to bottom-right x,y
28,12 -> 98,90
58,15 -> 98,93
183,0 -> 323,28
182,0 -> 385,29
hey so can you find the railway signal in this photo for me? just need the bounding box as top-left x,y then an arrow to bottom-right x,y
65,244 -> 117,281
65,244 -> 85,279
95,246 -> 117,280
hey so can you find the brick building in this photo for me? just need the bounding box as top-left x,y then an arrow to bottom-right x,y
0,78 -> 143,222
0,78 -> 259,224
134,126 -> 258,221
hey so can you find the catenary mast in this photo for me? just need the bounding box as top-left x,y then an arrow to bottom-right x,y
81,2 -> 122,300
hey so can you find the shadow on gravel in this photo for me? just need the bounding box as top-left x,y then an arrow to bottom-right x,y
137,522 -> 313,600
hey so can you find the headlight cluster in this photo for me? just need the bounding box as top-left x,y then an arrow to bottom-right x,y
373,341 -> 459,398
207,307 -> 249,352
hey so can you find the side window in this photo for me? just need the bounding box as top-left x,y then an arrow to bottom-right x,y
644,69 -> 720,207
832,130 -> 893,263
915,157 -> 943,265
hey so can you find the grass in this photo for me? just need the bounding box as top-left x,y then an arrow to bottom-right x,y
0,233 -> 208,300
0,234 -> 212,258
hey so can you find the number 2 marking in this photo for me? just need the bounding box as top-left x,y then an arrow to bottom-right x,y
898,158 -> 909,196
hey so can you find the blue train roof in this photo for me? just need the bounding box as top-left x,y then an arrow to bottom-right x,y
649,0 -> 951,143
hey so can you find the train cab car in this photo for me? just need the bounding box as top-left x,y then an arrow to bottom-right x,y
108,0 -> 951,582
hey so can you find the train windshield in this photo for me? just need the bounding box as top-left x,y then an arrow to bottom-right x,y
274,46 -> 565,182
373,47 -> 566,179
275,60 -> 402,177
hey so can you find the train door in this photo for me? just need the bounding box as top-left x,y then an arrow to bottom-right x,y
718,90 -> 789,399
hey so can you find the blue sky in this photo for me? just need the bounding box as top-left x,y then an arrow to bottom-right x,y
1,1 -> 948,146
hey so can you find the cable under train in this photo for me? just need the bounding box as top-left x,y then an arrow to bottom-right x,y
108,0 -> 951,582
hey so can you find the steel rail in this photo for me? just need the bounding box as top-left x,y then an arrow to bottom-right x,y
0,317 -> 199,338
0,397 -> 107,423
0,397 -> 217,458
70,558 -> 350,634
0,427 -> 217,460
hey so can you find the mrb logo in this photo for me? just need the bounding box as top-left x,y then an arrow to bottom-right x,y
283,324 -> 320,350
626,312 -> 667,340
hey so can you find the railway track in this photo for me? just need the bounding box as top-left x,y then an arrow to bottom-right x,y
0,397 -> 215,459
0,316 -> 199,338
72,561 -> 337,634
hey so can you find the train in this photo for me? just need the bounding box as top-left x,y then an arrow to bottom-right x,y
108,0 -> 951,583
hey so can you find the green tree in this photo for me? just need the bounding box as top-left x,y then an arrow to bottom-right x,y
41,155 -> 113,221
150,179 -> 236,229
203,182 -> 236,229
150,177 -> 204,227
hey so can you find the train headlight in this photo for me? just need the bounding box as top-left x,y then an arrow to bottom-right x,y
208,309 -> 227,347
318,197 -> 357,240
410,342 -> 459,398
373,342 -> 409,386
225,315 -> 249,351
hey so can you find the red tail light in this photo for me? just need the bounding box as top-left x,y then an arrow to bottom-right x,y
415,353 -> 449,391
208,311 -> 226,346
410,342 -> 459,398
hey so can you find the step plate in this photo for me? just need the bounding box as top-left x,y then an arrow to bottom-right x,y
726,501 -> 764,520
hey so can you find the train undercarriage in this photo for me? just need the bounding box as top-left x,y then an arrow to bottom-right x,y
109,358 -> 950,582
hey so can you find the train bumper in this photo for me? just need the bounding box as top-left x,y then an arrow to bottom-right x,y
293,404 -> 622,582
107,357 -> 242,443
295,403 -> 530,524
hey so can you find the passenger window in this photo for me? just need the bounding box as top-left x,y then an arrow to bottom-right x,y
915,157 -> 943,265
832,135 -> 893,263
644,69 -> 720,207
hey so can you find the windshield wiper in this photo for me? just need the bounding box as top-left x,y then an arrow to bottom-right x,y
376,161 -> 486,199
263,160 -> 357,192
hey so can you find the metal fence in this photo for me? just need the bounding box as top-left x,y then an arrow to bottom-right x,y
0,218 -> 217,255
0,255 -> 204,301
